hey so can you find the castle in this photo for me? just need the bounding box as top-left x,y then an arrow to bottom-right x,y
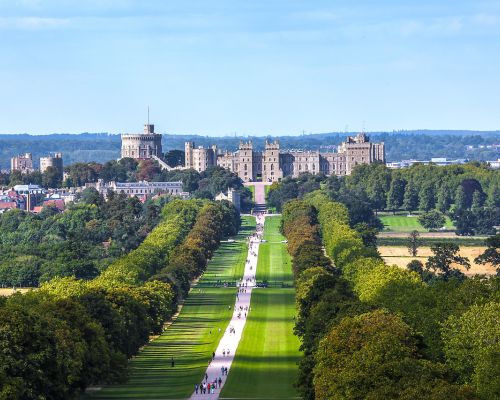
185,133 -> 385,182
121,124 -> 163,159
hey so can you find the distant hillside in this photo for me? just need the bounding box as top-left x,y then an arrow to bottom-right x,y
0,130 -> 498,169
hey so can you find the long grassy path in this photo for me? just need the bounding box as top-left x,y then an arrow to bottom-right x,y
220,216 -> 301,399
88,217 -> 255,399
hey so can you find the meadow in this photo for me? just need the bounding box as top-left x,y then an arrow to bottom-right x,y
379,213 -> 455,232
379,245 -> 495,276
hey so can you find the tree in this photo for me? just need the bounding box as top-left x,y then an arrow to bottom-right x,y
425,243 -> 470,280
42,166 -> 62,188
136,159 -> 161,181
403,181 -> 419,213
407,259 -> 424,274
442,302 -> 500,400
419,210 -> 446,231
454,209 -> 477,236
460,179 -> 484,209
475,234 -> 500,275
407,230 -> 421,256
419,181 -> 436,211
164,150 -> 185,167
437,185 -> 452,213
455,185 -> 468,211
313,310 -> 475,400
386,178 -> 406,212
471,190 -> 485,212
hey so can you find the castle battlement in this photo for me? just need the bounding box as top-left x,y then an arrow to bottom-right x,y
185,133 -> 385,182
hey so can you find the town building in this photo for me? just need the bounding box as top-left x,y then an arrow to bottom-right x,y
185,133 -> 385,182
215,188 -> 241,211
11,153 -> 34,173
121,124 -> 163,160
40,152 -> 63,175
87,179 -> 186,198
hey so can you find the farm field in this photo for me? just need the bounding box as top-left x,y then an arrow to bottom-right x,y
221,216 -> 301,399
379,245 -> 496,276
87,217 -> 255,399
379,213 -> 455,232
0,288 -> 31,297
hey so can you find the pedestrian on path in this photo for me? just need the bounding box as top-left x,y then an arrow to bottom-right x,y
218,377 -> 222,387
195,384 -> 199,394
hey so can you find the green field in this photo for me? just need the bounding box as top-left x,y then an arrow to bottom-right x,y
380,213 -> 455,232
264,184 -> 272,198
257,217 -> 293,285
248,185 -> 256,203
88,217 -> 255,399
221,216 -> 301,399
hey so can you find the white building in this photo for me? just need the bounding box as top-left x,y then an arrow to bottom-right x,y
88,180 -> 186,198
215,188 -> 241,211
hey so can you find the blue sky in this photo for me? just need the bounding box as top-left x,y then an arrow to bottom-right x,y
0,0 -> 499,136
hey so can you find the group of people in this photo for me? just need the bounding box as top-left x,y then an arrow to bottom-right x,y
194,377 -> 222,395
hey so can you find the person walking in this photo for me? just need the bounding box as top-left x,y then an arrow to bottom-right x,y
218,377 -> 222,387
195,383 -> 199,394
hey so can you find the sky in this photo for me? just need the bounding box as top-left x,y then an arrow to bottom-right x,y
0,0 -> 499,136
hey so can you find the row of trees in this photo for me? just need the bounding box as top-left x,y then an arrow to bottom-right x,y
0,198 -> 240,398
282,193 -> 499,400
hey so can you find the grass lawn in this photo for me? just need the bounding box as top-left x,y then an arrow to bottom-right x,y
257,216 -> 293,285
221,216 -> 301,399
262,215 -> 285,242
248,185 -> 256,203
88,217 -> 255,399
380,213 -> 455,232
264,184 -> 272,198
200,216 -> 256,285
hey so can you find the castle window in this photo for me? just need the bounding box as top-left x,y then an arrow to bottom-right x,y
271,164 -> 274,170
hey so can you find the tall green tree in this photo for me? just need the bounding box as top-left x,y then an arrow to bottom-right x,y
426,243 -> 470,280
386,178 -> 406,212
403,181 -> 419,213
419,181 -> 436,211
442,302 -> 500,400
407,230 -> 421,256
437,185 -> 452,213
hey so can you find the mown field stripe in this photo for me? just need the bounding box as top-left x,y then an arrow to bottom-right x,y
220,216 -> 301,399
